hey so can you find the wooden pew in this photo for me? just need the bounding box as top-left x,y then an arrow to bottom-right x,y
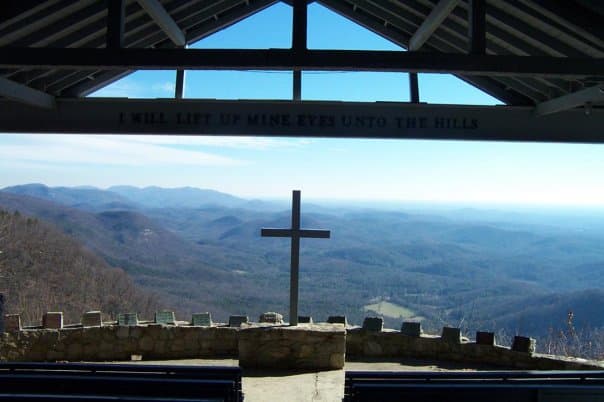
344,370 -> 604,402
0,362 -> 244,401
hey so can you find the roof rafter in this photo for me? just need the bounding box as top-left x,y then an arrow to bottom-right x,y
61,0 -> 279,97
409,0 -> 460,50
318,0 -> 530,105
535,85 -> 604,116
0,76 -> 56,109
136,0 -> 186,46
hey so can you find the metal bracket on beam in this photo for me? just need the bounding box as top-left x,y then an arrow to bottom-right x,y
535,85 -> 604,116
409,0 -> 460,51
0,77 -> 56,109
137,0 -> 186,47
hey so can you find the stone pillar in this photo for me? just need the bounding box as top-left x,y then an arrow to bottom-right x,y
117,313 -> 139,326
192,312 -> 212,327
401,321 -> 422,337
0,293 -> 4,333
362,317 -> 383,332
441,326 -> 462,344
82,311 -> 103,327
259,312 -> 284,324
476,331 -> 495,346
327,315 -> 347,325
228,315 -> 248,327
4,314 -> 21,332
298,316 -> 313,324
154,311 -> 176,325
512,336 -> 536,354
43,312 -> 63,329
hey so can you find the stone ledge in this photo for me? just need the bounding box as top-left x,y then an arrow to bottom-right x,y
2,324 -> 603,371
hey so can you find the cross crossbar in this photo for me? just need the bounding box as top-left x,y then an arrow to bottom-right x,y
260,229 -> 330,238
261,190 -> 330,326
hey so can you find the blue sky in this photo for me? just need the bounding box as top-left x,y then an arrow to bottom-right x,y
2,2 -> 604,206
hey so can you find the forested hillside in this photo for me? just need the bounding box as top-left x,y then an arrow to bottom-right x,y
0,209 -> 159,325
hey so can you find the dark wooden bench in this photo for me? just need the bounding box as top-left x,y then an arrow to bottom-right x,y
344,370 -> 604,402
0,362 -> 243,402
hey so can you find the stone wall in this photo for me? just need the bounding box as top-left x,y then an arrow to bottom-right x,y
2,321 -> 603,370
1,325 -> 239,362
346,329 -> 603,370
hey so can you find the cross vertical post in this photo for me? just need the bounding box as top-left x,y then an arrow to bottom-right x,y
290,190 -> 301,325
261,190 -> 330,326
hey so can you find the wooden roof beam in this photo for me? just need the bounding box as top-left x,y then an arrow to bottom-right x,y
2,48 -> 603,78
409,0 -> 460,51
0,77 -> 56,109
136,0 -> 186,47
535,85 -> 604,116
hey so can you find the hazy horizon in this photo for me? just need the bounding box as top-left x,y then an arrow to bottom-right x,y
4,182 -> 604,217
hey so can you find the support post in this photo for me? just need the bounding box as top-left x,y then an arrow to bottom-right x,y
107,0 -> 125,48
175,44 -> 186,99
292,0 -> 306,102
175,69 -> 185,99
468,0 -> 486,55
409,72 -> 420,103
292,0 -> 307,51
293,70 -> 302,100
289,191 -> 301,326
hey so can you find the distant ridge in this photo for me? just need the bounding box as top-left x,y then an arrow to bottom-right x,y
107,185 -> 247,209
2,183 -> 136,211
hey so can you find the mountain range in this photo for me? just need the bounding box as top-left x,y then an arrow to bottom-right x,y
2,183 -> 604,340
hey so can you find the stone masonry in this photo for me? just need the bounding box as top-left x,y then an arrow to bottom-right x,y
1,314 -> 603,371
346,328 -> 603,370
0,325 -> 239,362
239,323 -> 346,370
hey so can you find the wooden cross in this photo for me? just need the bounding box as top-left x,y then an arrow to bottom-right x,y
261,190 -> 330,326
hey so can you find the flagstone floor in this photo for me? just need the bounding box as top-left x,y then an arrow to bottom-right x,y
127,357 -> 500,402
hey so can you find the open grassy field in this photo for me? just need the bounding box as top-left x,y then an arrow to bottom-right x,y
363,300 -> 420,320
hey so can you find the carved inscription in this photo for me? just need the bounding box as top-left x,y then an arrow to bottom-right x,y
118,111 -> 479,131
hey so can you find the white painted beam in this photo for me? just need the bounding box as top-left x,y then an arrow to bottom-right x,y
0,77 -> 56,109
535,85 -> 604,116
136,0 -> 186,46
409,0 -> 460,51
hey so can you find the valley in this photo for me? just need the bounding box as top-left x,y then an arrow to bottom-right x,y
2,183 -> 604,345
